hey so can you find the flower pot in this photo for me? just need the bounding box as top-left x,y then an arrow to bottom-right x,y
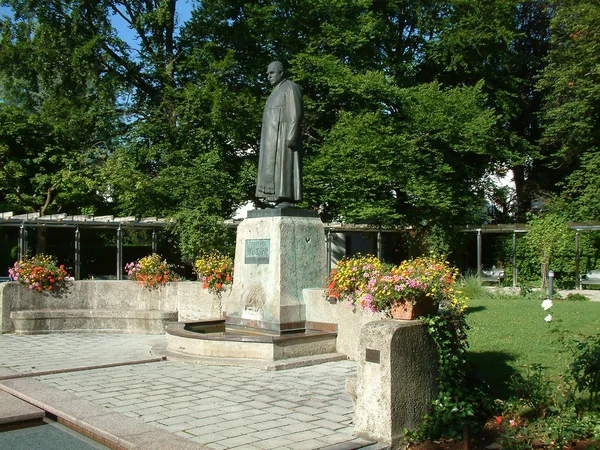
390,296 -> 439,320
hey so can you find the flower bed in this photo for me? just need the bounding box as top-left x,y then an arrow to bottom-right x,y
125,254 -> 178,289
8,254 -> 70,294
193,252 -> 233,295
326,253 -> 465,318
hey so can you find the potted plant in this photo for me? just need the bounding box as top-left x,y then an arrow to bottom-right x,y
366,255 -> 460,319
193,252 -> 234,295
8,254 -> 71,294
325,253 -> 382,304
326,253 -> 464,319
125,254 -> 178,289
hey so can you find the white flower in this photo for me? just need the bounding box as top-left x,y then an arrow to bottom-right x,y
541,299 -> 553,311
544,314 -> 552,322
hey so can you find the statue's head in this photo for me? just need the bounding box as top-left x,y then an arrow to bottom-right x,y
267,61 -> 284,86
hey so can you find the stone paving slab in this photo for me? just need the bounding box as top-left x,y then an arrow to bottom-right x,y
0,334 -> 161,374
0,377 -> 204,449
0,333 -> 382,449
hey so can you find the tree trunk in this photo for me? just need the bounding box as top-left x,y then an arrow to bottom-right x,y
512,165 -> 529,222
36,228 -> 47,255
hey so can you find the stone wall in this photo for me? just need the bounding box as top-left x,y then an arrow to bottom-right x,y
2,281 -> 377,362
0,281 -> 226,333
303,288 -> 385,361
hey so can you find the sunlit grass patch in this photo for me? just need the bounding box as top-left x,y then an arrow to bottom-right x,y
465,290 -> 600,398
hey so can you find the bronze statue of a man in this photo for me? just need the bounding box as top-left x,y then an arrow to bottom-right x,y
256,61 -> 303,208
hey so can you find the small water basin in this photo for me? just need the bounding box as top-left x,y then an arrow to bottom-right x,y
165,319 -> 339,362
183,321 -> 281,338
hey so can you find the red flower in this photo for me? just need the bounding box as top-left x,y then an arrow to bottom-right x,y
495,416 -> 502,425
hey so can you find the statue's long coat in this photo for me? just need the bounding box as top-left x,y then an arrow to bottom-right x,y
256,79 -> 303,202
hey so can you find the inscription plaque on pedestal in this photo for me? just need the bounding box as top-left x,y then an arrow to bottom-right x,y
245,239 -> 270,264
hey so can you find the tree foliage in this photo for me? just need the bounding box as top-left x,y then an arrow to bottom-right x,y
538,0 -> 600,221
0,3 -> 121,215
1,0 -> 599,257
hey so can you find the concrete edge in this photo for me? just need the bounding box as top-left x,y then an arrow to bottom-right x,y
152,338 -> 348,371
0,390 -> 45,425
0,357 -> 167,381
0,377 -> 206,449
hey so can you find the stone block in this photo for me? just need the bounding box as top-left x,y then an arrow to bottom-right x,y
354,320 -> 438,445
303,288 -> 385,360
225,211 -> 327,332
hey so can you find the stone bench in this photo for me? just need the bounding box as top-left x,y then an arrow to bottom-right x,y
581,270 -> 600,288
10,309 -> 177,334
1,281 -> 223,334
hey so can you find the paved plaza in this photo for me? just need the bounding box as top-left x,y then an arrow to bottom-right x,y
0,333 -> 381,449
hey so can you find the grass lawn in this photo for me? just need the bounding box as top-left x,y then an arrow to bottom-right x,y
465,290 -> 600,399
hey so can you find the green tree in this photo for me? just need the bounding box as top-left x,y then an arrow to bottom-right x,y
537,0 -> 600,221
182,0 -> 500,235
1,0 -> 252,221
419,0 -> 551,220
0,7 -> 121,217
305,81 -> 495,226
522,207 -> 575,288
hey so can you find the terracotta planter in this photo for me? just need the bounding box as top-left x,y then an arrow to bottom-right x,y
390,296 -> 439,320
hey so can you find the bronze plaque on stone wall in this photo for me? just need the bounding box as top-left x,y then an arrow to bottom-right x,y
245,239 -> 270,264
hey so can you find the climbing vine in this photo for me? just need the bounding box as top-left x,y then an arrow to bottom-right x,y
408,313 -> 492,440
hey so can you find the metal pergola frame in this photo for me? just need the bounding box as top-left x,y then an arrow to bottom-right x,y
0,212 -> 171,280
7,210 -> 597,287
459,224 -> 527,287
568,223 -> 600,290
460,222 -> 600,288
323,222 -> 411,274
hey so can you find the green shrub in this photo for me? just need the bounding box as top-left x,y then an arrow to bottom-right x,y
566,293 -> 590,302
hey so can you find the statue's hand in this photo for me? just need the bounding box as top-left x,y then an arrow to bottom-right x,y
286,139 -> 295,149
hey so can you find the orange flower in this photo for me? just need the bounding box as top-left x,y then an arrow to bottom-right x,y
216,283 -> 222,289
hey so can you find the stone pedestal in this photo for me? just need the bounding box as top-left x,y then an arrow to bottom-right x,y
354,320 -> 438,445
225,208 -> 327,333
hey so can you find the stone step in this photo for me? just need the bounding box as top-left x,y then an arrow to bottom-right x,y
0,390 -> 45,431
